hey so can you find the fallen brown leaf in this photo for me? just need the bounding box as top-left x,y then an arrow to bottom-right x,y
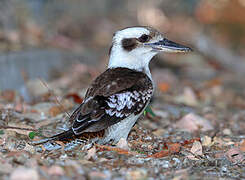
181,137 -> 201,147
240,139 -> 245,152
176,113 -> 214,132
65,93 -> 83,104
187,141 -> 203,160
95,144 -> 138,156
149,143 -> 181,158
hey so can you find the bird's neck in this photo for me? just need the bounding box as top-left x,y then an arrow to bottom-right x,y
108,49 -> 155,80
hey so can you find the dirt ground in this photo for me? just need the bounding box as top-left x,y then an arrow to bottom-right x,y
0,63 -> 245,179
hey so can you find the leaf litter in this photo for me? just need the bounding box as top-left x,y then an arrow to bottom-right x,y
1,70 -> 245,179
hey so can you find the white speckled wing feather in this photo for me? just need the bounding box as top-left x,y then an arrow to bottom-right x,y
71,67 -> 153,135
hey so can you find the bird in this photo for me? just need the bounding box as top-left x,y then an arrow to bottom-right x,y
33,26 -> 192,145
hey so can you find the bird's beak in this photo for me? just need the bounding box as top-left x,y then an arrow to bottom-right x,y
145,38 -> 192,53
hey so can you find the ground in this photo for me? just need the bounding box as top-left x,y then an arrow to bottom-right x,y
0,64 -> 244,180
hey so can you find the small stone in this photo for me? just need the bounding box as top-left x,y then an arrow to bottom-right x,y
144,136 -> 152,141
85,146 -> 97,160
48,165 -> 64,176
161,160 -> 170,168
175,87 -> 199,106
223,128 -> 232,135
172,157 -> 181,167
126,169 -> 147,180
10,167 -> 39,180
116,138 -> 129,150
221,166 -> 228,173
152,129 -> 166,136
88,171 -> 108,180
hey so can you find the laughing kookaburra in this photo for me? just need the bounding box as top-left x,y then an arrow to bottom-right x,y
34,26 -> 192,145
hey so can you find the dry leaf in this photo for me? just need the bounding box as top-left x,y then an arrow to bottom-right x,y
65,93 -> 83,104
86,146 -> 97,160
201,136 -> 212,147
240,139 -> 245,152
187,141 -> 203,160
149,143 -> 181,158
176,113 -> 214,132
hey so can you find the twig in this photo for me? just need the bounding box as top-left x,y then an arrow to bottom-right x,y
94,144 -> 139,156
39,78 -> 71,117
0,125 -> 37,131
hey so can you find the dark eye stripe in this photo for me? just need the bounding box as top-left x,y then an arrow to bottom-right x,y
122,38 -> 137,51
138,34 -> 151,43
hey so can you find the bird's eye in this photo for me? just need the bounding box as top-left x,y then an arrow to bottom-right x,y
138,34 -> 151,43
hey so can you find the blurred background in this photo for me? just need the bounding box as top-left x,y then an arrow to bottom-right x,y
0,0 -> 245,97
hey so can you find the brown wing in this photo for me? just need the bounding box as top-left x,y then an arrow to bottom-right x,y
71,67 -> 153,135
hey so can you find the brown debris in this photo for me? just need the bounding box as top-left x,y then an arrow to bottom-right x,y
149,143 -> 181,158
225,147 -> 244,164
240,139 -> 245,152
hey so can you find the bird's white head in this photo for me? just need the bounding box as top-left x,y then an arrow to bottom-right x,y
108,26 -> 192,77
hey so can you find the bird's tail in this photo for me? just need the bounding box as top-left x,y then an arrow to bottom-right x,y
31,129 -> 75,145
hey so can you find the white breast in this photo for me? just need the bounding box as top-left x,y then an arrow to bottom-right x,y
98,113 -> 141,144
